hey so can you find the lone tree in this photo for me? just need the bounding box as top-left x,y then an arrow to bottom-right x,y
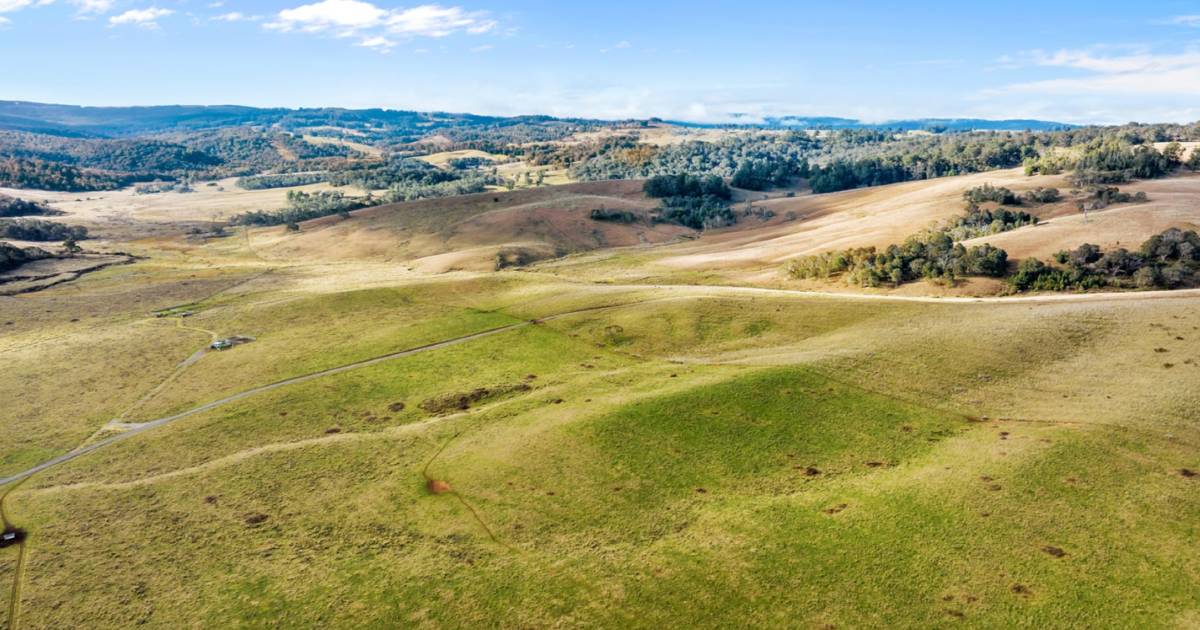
62,237 -> 82,254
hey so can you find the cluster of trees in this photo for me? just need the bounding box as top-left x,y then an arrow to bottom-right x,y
237,172 -> 326,190
380,175 -> 492,202
589,208 -> 639,223
0,241 -> 52,272
941,184 -> 1044,240
232,190 -> 370,226
658,195 -> 737,230
731,159 -> 804,190
0,219 -> 87,241
643,174 -> 736,229
945,206 -> 1038,241
1010,228 -> 1200,291
787,231 -> 1009,286
0,194 -> 60,217
963,183 -> 1020,205
446,156 -> 493,170
1021,187 -> 1061,204
327,158 -> 459,190
1082,186 -> 1146,211
644,173 -> 731,199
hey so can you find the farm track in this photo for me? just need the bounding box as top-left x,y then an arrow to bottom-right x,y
7,280 -> 1200,489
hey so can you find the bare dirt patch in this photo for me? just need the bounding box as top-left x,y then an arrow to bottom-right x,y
243,513 -> 269,526
1042,545 -> 1067,558
419,382 -> 531,415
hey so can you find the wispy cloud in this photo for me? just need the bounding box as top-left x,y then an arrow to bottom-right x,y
109,7 -> 173,28
600,40 -> 631,54
1162,15 -> 1200,27
356,35 -> 395,52
986,47 -> 1200,96
265,0 -> 496,51
0,0 -> 45,13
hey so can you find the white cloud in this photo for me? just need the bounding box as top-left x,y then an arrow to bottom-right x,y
0,15 -> 9,24
266,1 -> 496,48
212,11 -> 261,22
613,40 -> 630,49
266,0 -> 385,33
386,4 -> 493,37
72,0 -> 112,14
108,6 -> 173,28
469,43 -> 491,52
0,0 -> 104,15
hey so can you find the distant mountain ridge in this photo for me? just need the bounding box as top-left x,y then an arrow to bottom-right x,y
0,100 -> 1074,137
666,115 -> 1076,132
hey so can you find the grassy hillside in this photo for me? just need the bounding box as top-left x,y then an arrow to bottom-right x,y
2,244 -> 1199,627
250,181 -> 692,272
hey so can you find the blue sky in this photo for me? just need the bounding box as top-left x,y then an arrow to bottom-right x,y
2,0 -> 1200,123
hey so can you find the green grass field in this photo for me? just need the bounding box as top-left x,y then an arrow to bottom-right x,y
2,234 -> 1199,628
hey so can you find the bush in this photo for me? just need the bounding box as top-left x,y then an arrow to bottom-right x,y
1020,187 -> 1061,204
963,184 -> 1019,206
589,208 -> 638,223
